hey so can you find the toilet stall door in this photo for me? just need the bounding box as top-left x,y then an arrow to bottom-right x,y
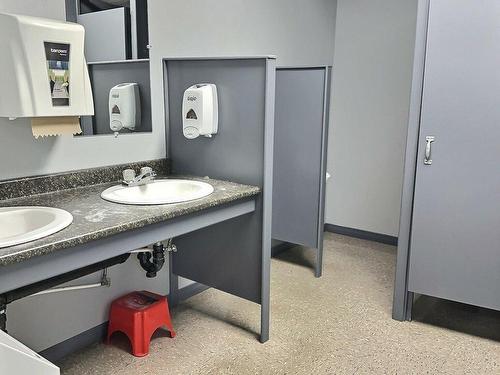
408,0 -> 500,310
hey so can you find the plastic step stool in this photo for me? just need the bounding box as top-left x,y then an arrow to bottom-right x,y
106,291 -> 175,357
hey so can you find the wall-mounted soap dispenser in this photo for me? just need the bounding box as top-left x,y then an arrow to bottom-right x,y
182,84 -> 218,139
109,83 -> 141,133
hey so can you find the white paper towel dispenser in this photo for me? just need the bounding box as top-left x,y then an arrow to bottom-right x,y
0,13 -> 94,119
182,83 -> 218,139
109,83 -> 141,132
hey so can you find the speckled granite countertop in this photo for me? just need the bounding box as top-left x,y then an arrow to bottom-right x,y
0,176 -> 260,267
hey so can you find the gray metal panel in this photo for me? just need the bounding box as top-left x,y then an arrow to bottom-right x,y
171,215 -> 262,303
0,200 -> 255,294
393,0 -> 430,321
272,68 -> 327,249
260,57 -> 276,342
314,66 -> 331,277
77,8 -> 130,63
65,0 -> 77,22
130,0 -> 138,59
167,59 -> 266,183
165,58 -> 273,312
408,0 -> 500,311
82,60 -> 152,136
131,0 -> 149,59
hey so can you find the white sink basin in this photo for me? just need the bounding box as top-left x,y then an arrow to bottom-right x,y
0,206 -> 73,248
101,179 -> 215,205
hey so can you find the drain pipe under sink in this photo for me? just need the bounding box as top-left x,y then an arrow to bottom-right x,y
136,240 -> 175,278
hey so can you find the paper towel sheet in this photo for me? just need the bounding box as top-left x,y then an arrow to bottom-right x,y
31,116 -> 82,138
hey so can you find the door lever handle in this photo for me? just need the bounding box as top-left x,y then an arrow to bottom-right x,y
424,136 -> 435,165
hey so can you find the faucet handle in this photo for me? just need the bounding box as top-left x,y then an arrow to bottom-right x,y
123,169 -> 136,182
140,166 -> 152,175
140,166 -> 156,177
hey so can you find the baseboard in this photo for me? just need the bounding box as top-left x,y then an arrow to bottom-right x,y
40,322 -> 108,363
40,283 -> 210,363
324,224 -> 398,246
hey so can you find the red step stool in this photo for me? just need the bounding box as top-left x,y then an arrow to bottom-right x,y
106,291 -> 175,357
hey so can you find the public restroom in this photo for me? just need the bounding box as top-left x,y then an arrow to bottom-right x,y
0,1 -> 498,374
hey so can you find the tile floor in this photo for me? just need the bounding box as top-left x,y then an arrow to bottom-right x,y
59,233 -> 500,374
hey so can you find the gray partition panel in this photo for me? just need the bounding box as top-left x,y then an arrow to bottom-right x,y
393,0 -> 430,321
164,58 -> 274,308
82,60 -> 152,135
271,67 -> 330,277
272,68 -> 328,248
167,59 -> 266,182
171,213 -> 262,303
77,8 -> 131,63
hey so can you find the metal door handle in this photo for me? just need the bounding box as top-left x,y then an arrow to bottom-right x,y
424,136 -> 435,165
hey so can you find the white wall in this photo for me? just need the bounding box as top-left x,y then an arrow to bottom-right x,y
0,0 -> 168,352
325,0 -> 418,236
148,0 -> 338,141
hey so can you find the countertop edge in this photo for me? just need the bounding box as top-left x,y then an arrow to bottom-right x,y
0,179 -> 260,267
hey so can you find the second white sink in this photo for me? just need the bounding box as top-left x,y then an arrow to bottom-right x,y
101,179 -> 214,205
0,206 -> 73,248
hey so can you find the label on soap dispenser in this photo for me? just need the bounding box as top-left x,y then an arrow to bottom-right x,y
44,42 -> 71,107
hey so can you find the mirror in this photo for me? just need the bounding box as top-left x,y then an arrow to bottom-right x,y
66,0 -> 152,136
79,60 -> 152,136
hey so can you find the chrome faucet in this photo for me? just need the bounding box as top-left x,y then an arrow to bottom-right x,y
122,166 -> 157,187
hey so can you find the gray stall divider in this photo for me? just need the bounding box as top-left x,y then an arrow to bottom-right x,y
163,57 -> 276,342
77,7 -> 131,62
272,66 -> 331,277
81,59 -> 152,136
